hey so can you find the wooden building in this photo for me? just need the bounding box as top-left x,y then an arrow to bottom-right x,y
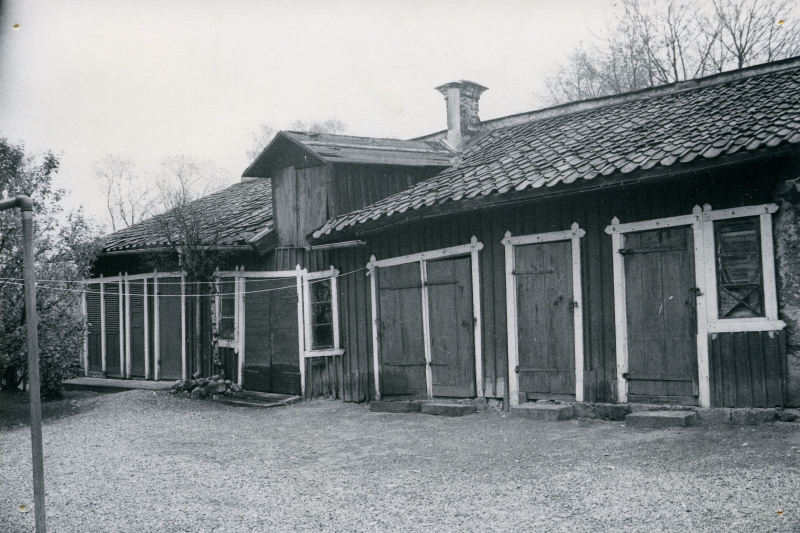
89,58 -> 800,409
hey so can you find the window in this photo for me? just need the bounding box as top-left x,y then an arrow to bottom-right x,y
715,217 -> 764,319
310,278 -> 334,350
217,279 -> 236,341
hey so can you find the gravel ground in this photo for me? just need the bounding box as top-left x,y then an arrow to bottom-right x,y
2,390 -> 799,532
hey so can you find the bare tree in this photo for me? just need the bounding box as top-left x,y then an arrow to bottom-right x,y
93,155 -> 153,231
541,0 -> 800,105
246,123 -> 277,161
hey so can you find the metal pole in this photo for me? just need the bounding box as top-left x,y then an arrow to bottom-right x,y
1,195 -> 46,532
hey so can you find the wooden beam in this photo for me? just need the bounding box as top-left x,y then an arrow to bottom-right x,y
236,269 -> 244,386
81,287 -> 89,377
296,265 -> 307,398
502,232 -> 520,407
181,272 -> 187,381
692,206 -> 711,408
331,269 -> 341,351
470,236 -> 484,398
605,213 -> 697,235
368,258 -> 381,400
420,260 -> 433,398
124,274 -> 131,379
570,223 -> 585,403
761,212 -> 779,321
143,277 -> 150,380
610,226 -> 628,404
100,277 -> 106,373
216,269 -> 299,278
118,276 -> 124,377
154,274 -> 160,381
370,240 -> 483,269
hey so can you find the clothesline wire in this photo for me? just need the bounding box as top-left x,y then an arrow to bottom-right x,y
0,266 -> 369,298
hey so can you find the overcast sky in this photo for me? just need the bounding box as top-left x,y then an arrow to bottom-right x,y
0,0 -> 615,230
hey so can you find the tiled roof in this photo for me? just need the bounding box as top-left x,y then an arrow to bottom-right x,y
312,60 -> 800,241
242,131 -> 453,177
101,178 -> 273,252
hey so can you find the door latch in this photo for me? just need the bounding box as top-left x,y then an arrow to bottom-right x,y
689,287 -> 703,296
569,300 -> 579,311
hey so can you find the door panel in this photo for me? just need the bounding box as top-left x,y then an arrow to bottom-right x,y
86,284 -> 102,373
378,262 -> 427,396
514,241 -> 575,398
158,278 -> 183,380
625,227 -> 698,404
426,257 -> 476,397
129,281 -> 146,377
104,284 -> 122,377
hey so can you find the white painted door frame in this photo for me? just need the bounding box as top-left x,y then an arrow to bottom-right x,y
503,222 -> 586,407
605,203 -> 784,408
368,237 -> 484,400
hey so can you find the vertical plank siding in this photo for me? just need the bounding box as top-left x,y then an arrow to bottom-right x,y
710,330 -> 786,407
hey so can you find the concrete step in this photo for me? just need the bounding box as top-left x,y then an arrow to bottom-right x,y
370,401 -> 423,413
511,402 -> 574,421
63,377 -> 173,393
626,410 -> 697,428
420,403 -> 476,417
213,393 -> 299,408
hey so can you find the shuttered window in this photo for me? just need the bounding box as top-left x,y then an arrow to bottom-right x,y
715,217 -> 764,318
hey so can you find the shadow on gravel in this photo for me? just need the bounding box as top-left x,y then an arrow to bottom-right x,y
0,389 -> 121,430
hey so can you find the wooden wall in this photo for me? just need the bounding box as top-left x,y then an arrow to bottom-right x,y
331,164 -> 442,216
329,162 -> 786,404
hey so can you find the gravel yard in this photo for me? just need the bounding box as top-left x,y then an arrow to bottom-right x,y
2,390 -> 800,532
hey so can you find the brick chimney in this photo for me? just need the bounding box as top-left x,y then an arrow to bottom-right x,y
435,80 -> 488,151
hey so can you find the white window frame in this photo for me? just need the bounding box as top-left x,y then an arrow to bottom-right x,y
367,236 -> 484,400
605,203 -> 784,408
503,223 -> 586,406
302,267 -> 343,358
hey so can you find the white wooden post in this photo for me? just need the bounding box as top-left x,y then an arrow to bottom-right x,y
368,258 -> 381,400
296,265 -> 306,397
502,232 -> 519,406
470,236 -> 484,398
118,276 -> 124,376
761,212 -> 779,321
691,206 -> 711,408
608,221 -> 629,404
570,223 -> 586,402
154,273 -> 161,381
124,274 -> 131,378
303,271 -> 313,354
143,277 -> 150,380
81,286 -> 89,376
181,272 -> 187,381
420,260 -> 433,398
331,267 -> 341,351
236,268 -> 244,386
100,277 -> 107,373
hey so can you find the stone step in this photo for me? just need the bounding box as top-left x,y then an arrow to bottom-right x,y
215,397 -> 291,409
420,403 -> 476,417
370,401 -> 423,413
234,391 -> 302,405
63,377 -> 173,393
626,410 -> 697,428
511,402 -> 574,421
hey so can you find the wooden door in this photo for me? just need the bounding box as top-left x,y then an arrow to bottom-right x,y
242,278 -> 301,395
129,281 -> 146,377
426,257 -> 476,397
86,284 -> 102,373
377,262 -> 427,397
624,226 -> 698,404
514,241 -> 576,399
158,278 -> 183,380
104,284 -> 122,376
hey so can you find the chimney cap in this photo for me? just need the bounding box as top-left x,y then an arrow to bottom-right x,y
434,80 -> 489,95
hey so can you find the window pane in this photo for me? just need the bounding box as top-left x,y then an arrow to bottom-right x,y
219,317 -> 235,340
313,324 -> 334,349
310,278 -> 334,349
715,217 -> 764,318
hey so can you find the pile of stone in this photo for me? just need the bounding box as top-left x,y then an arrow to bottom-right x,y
170,371 -> 241,400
